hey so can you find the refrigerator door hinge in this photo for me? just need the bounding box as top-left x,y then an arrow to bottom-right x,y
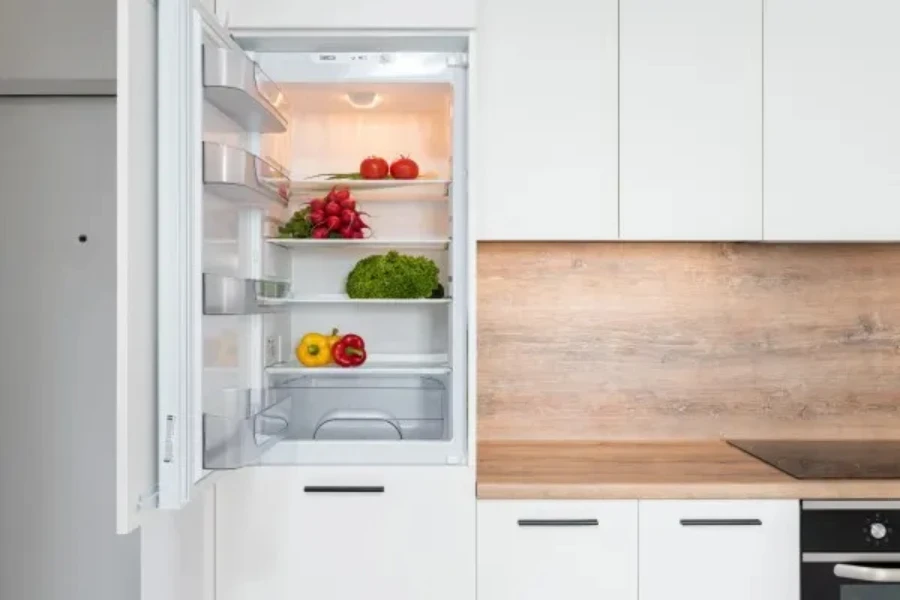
446,54 -> 469,68
138,485 -> 160,510
163,414 -> 176,463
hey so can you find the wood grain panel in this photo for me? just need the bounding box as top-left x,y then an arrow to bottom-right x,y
477,441 -> 900,499
478,243 -> 900,440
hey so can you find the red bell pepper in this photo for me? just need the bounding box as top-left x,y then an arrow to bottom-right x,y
332,333 -> 367,368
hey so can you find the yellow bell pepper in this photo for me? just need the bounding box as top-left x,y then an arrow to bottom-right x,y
296,332 -> 332,367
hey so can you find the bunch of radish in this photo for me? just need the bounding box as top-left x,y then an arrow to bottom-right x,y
307,186 -> 371,239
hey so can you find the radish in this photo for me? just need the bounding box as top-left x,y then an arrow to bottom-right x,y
339,198 -> 356,211
338,226 -> 355,239
324,201 -> 341,217
311,227 -> 329,239
309,209 -> 326,225
352,230 -> 364,239
340,209 -> 356,226
324,215 -> 341,231
308,198 -> 325,212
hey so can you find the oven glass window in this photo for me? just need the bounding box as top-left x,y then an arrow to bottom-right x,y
842,585 -> 900,600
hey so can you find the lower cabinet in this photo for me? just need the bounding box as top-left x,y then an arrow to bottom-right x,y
215,467 -> 475,600
639,500 -> 800,600
478,500 -> 639,600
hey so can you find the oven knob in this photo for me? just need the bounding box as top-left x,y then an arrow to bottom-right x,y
870,522 -> 888,540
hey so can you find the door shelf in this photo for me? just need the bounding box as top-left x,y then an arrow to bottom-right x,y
203,387 -> 292,470
263,293 -> 451,306
204,142 -> 291,209
203,273 -> 291,315
267,238 -> 450,250
203,45 -> 289,133
267,353 -> 451,377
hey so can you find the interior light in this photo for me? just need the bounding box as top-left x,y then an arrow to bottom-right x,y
345,91 -> 383,110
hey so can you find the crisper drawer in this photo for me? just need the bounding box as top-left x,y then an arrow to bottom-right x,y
203,374 -> 455,469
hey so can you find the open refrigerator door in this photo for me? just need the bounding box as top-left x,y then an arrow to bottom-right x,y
155,3 -> 469,511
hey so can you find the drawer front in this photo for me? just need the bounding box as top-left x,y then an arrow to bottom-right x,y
478,500 -> 638,600
217,467 -> 475,600
639,500 -> 799,600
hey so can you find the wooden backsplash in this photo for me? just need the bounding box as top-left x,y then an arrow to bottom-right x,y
478,243 -> 900,441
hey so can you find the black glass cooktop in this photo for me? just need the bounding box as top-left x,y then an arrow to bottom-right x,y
727,440 -> 900,479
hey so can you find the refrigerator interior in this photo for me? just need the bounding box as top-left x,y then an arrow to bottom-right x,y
200,64 -> 468,472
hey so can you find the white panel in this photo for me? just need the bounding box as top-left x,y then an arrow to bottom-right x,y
116,0 -> 159,533
620,0 -> 762,240
764,0 -> 900,241
227,0 -> 476,30
0,97 -> 141,600
476,0 -> 618,240
216,467 -> 475,600
639,500 -> 800,600
141,488 -> 216,600
478,500 -> 638,600
0,0 -> 115,94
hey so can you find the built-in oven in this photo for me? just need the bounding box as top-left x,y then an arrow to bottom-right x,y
802,501 -> 900,600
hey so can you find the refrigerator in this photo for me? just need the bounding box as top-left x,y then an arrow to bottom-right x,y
118,0 -> 473,551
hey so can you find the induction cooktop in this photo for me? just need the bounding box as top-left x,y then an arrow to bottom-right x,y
726,440 -> 900,479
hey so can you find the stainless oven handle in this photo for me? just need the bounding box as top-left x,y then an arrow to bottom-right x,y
834,564 -> 900,583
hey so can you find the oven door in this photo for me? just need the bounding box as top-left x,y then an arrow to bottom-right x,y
803,557 -> 900,600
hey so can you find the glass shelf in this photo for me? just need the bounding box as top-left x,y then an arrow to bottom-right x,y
203,273 -> 290,315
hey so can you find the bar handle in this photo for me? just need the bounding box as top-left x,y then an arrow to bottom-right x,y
517,519 -> 600,527
834,564 -> 900,583
680,518 -> 762,527
303,486 -> 385,494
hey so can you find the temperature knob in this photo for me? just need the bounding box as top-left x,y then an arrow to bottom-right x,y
870,522 -> 888,540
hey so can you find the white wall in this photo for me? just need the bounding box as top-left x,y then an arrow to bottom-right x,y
0,0 -> 115,93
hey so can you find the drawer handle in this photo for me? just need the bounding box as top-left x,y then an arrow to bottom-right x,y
303,486 -> 385,494
679,519 -> 762,527
517,519 -> 599,527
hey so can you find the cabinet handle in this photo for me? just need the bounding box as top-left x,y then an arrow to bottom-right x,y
517,519 -> 599,527
679,518 -> 762,527
303,486 -> 385,494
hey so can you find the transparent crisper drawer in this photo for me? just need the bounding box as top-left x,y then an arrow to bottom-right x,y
203,388 -> 292,469
275,375 -> 449,442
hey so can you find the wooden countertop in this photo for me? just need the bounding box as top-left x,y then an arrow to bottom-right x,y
478,441 -> 900,499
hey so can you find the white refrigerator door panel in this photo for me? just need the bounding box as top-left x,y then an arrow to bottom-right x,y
117,0 -> 160,533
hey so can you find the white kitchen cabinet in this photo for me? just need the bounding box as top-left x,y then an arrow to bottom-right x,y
639,500 -> 799,600
216,467 -> 475,600
225,0 -> 476,30
619,0 -> 762,240
476,0 -> 619,240
478,500 -> 638,600
765,0 -> 900,241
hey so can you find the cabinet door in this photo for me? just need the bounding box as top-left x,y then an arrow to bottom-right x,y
476,0 -> 618,240
478,500 -> 638,600
226,0 -> 476,29
764,0 -> 900,241
116,0 -> 159,534
639,500 -> 799,600
216,467 -> 475,600
620,0 -> 762,240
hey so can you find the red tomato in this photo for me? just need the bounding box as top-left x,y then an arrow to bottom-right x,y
389,156 -> 419,180
359,156 -> 389,180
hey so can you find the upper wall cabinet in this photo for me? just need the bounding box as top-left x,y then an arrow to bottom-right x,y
764,0 -> 900,241
619,0 -> 762,241
225,0 -> 476,30
476,0 -> 619,240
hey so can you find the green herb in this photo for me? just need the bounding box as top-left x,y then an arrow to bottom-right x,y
345,251 -> 442,299
278,207 -> 313,238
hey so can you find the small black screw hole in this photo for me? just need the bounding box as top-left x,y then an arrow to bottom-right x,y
78,235 -> 87,243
